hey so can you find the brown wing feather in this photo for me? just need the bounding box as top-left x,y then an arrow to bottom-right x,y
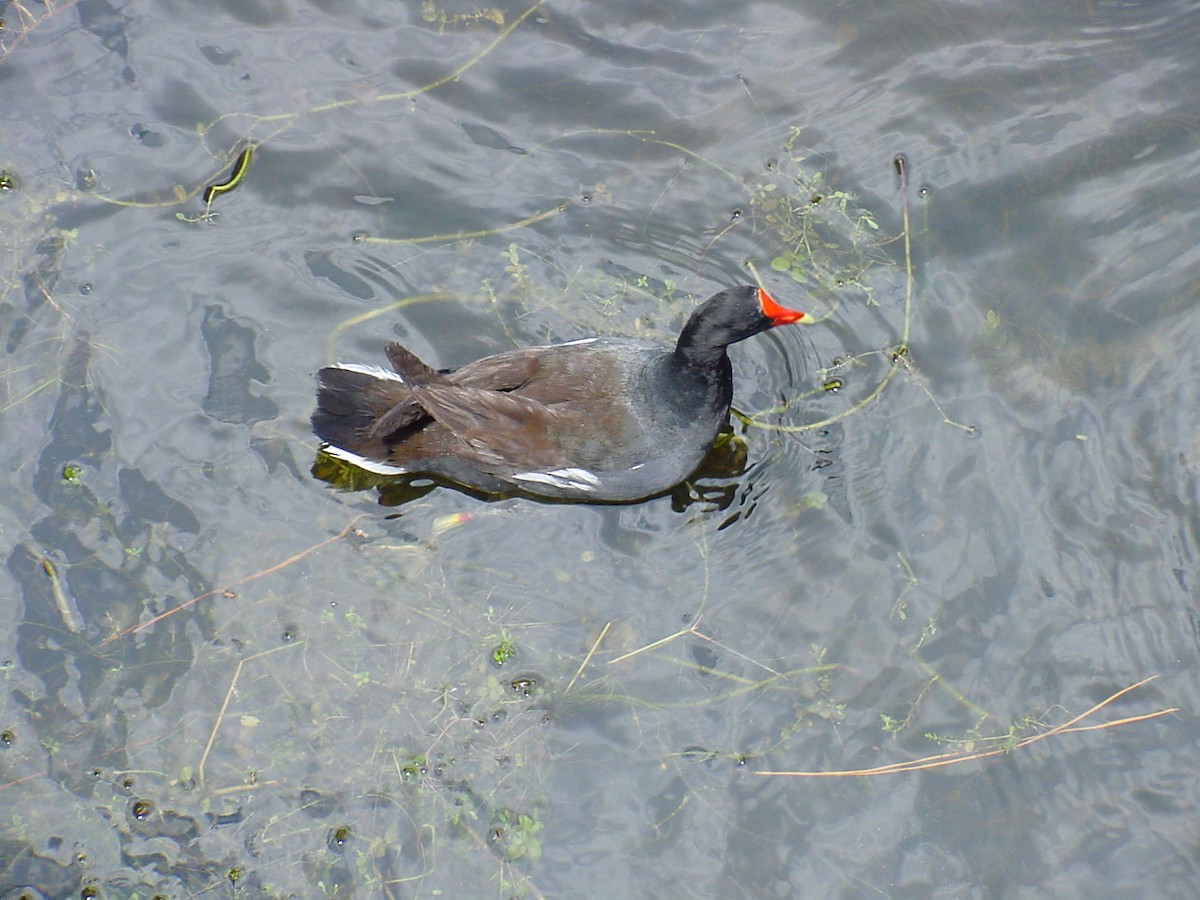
385,342 -> 440,383
369,344 -> 545,439
448,349 -> 541,391
408,382 -> 572,469
364,344 -> 439,438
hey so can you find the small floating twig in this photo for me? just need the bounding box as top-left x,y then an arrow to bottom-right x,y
35,552 -> 83,634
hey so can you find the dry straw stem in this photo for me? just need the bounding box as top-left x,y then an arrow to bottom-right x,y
98,515 -> 365,646
0,0 -> 80,63
756,675 -> 1178,778
0,771 -> 43,795
565,620 -> 612,694
607,614 -> 783,678
197,642 -> 302,787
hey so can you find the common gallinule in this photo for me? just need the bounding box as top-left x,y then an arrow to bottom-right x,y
312,285 -> 806,501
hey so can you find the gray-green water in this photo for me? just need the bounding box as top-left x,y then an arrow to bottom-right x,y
2,0 -> 1198,895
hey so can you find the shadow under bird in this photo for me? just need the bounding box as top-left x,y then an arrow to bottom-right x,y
311,285 -> 807,501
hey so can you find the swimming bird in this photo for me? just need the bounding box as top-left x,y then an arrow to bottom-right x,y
312,285 -> 806,501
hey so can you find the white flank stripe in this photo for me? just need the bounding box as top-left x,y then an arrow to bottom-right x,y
549,466 -> 602,486
332,362 -> 406,383
513,467 -> 601,492
321,443 -> 408,475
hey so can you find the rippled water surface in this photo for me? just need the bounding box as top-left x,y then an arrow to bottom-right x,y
2,0 -> 1198,896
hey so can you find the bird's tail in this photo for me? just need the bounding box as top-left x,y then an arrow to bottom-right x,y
311,363 -> 416,458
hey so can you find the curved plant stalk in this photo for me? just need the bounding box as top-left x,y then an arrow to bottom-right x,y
324,293 -> 457,362
356,202 -> 570,246
745,154 -> 916,434
81,0 -> 550,215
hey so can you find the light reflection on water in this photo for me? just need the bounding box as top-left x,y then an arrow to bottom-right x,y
1,0 -> 1198,895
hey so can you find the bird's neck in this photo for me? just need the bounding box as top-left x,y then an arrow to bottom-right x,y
664,346 -> 732,415
673,327 -> 731,373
